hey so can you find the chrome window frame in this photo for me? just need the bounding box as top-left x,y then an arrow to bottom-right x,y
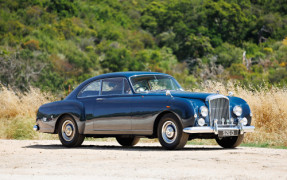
129,74 -> 183,94
77,77 -> 133,99
77,79 -> 102,98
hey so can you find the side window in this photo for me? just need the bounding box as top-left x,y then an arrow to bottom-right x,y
124,78 -> 132,94
102,78 -> 123,95
78,80 -> 100,98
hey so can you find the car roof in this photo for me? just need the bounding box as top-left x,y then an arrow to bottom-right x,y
93,71 -> 169,79
65,71 -> 170,100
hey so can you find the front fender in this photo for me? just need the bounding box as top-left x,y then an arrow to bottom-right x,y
169,97 -> 205,128
229,96 -> 252,125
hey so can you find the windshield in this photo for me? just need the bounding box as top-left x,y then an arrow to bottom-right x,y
130,75 -> 183,93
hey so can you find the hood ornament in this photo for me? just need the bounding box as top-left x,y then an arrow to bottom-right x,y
228,91 -> 234,97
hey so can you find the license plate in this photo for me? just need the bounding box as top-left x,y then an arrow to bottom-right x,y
218,130 -> 238,137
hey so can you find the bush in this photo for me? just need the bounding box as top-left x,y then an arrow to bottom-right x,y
22,39 -> 40,50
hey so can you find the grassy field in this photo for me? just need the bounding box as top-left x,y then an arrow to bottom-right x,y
0,83 -> 286,148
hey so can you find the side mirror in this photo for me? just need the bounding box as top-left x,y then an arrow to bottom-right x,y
166,90 -> 173,97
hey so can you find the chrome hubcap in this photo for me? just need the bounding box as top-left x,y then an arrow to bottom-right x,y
65,126 -> 73,136
62,120 -> 75,142
162,121 -> 177,144
166,126 -> 175,138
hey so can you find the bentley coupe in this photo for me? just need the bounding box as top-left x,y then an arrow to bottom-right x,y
34,72 -> 255,149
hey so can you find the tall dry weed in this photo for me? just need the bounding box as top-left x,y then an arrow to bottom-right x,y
0,85 -> 56,139
193,81 -> 287,147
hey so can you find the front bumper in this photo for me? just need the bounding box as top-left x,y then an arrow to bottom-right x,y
183,121 -> 255,135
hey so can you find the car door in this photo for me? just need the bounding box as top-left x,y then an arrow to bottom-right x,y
129,76 -> 172,135
92,77 -> 132,134
130,95 -> 170,135
78,78 -> 132,134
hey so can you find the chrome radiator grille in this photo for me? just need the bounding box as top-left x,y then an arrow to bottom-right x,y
209,97 -> 230,126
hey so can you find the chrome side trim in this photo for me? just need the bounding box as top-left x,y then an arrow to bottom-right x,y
183,125 -> 255,134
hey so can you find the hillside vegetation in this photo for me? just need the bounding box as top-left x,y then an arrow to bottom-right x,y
0,0 -> 287,94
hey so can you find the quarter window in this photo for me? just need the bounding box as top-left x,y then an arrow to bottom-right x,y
78,80 -> 100,98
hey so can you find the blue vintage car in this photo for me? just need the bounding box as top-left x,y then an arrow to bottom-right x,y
34,72 -> 255,149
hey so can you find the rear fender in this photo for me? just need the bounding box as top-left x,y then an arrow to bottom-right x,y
36,100 -> 85,134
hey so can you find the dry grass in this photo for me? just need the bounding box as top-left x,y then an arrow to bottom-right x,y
0,82 -> 286,147
0,85 -> 56,139
193,81 -> 287,147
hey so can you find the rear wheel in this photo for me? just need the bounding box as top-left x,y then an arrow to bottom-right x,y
216,134 -> 244,148
157,113 -> 188,150
58,115 -> 85,147
116,136 -> 140,147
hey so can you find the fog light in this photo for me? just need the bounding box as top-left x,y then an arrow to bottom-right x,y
198,118 -> 205,126
241,117 -> 248,126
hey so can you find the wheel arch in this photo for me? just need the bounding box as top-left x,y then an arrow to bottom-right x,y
54,113 -> 85,134
153,111 -> 183,138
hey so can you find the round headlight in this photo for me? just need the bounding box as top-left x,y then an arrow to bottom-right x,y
233,106 -> 242,116
198,118 -> 205,127
241,117 -> 248,126
200,106 -> 208,117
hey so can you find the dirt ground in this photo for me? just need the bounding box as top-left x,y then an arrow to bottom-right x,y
0,139 -> 286,180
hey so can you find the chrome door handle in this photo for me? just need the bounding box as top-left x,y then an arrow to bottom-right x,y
96,98 -> 104,101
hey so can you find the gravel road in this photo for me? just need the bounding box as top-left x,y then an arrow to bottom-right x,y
0,139 -> 286,180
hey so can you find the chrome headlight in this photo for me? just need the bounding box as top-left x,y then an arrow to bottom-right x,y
233,106 -> 242,116
200,106 -> 208,117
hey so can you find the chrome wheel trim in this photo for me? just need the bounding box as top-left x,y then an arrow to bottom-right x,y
61,120 -> 76,142
161,121 -> 177,144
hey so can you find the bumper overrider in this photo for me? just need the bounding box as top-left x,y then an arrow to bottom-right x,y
183,119 -> 255,135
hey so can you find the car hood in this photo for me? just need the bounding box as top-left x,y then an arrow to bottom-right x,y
145,91 -> 217,101
171,91 -> 216,100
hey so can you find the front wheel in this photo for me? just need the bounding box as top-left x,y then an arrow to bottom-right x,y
116,136 -> 140,147
216,134 -> 244,148
157,113 -> 189,150
58,115 -> 85,147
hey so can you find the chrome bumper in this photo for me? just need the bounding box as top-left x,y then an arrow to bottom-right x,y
183,121 -> 255,135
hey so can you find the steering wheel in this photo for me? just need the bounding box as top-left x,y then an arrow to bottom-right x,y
135,86 -> 148,92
